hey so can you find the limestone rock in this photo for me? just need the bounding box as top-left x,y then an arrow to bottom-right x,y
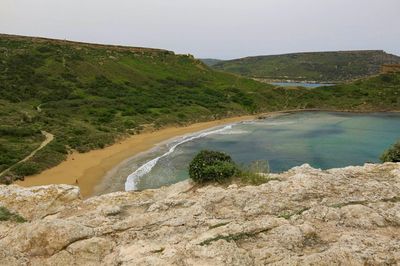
0,184 -> 80,220
0,219 -> 93,257
0,162 -> 399,265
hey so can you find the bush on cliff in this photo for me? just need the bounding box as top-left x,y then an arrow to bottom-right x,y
238,160 -> 273,185
0,206 -> 26,223
189,150 -> 238,183
381,140 -> 400,163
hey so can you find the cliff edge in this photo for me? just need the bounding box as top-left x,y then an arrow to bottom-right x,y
0,163 -> 399,265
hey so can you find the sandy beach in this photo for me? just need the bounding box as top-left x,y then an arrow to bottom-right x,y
16,115 -> 260,197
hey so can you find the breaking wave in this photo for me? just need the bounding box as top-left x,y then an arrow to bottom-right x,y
124,124 -> 234,191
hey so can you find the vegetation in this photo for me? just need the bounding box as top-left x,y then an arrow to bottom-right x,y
0,34 -> 399,183
199,58 -> 223,66
380,140 -> 400,162
0,206 -> 26,223
212,50 -> 400,82
189,150 -> 273,185
0,34 -> 280,181
189,150 -> 238,183
237,160 -> 276,185
282,72 -> 400,111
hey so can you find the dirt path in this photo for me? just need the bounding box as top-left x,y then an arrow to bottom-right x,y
0,131 -> 54,177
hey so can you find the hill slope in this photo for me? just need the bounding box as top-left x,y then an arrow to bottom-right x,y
0,34 -> 284,181
212,50 -> 400,82
0,34 -> 399,182
199,58 -> 223,66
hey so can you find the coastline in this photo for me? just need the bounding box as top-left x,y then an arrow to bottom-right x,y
15,114 -> 262,198
15,109 -> 399,198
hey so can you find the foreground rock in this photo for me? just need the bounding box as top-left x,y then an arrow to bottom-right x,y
0,163 -> 399,265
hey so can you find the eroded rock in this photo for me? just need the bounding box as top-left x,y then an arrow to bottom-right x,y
0,184 -> 80,220
0,162 -> 399,265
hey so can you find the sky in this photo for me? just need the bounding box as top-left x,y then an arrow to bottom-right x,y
1,0 -> 399,59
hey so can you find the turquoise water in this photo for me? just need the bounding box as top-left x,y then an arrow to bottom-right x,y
271,82 -> 335,88
105,112 -> 400,193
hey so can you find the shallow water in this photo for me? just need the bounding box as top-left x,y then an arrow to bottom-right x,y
270,82 -> 335,88
96,112 -> 400,194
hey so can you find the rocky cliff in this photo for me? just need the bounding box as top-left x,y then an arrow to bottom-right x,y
0,163 -> 399,265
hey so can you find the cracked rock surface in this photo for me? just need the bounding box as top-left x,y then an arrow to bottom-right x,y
0,163 -> 399,265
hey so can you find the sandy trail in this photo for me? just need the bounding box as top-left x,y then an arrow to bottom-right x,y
1,131 -> 54,177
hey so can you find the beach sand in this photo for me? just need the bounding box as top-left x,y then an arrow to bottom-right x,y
16,115 -> 259,198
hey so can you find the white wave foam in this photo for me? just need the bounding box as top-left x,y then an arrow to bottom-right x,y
124,124 -> 233,191
216,129 -> 249,135
260,121 -> 296,126
240,120 -> 295,126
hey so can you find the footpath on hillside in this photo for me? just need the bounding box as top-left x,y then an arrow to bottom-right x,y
0,131 -> 54,177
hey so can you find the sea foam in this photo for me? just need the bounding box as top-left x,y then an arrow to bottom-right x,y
124,124 -> 233,191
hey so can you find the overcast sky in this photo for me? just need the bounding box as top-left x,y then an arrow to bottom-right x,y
1,0 -> 399,59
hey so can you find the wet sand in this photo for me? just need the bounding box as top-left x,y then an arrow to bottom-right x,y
16,115 -> 259,197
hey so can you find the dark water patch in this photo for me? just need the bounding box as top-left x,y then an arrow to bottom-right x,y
298,126 -> 345,138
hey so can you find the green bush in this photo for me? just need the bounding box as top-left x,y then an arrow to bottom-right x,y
0,126 -> 40,137
0,206 -> 26,223
202,161 -> 238,182
380,140 -> 400,162
189,151 -> 274,185
189,150 -> 238,183
12,161 -> 41,177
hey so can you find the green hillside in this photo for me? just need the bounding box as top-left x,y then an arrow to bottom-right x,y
0,34 -> 285,181
284,72 -> 400,110
212,50 -> 400,82
199,58 -> 223,66
0,34 -> 399,183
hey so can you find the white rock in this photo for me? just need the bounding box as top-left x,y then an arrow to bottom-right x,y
0,163 -> 399,265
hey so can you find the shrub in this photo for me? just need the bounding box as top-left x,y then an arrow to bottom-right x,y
202,161 -> 238,182
238,160 -> 273,185
189,150 -> 238,183
380,140 -> 400,162
0,126 -> 40,137
12,161 -> 41,177
237,171 -> 271,185
380,74 -> 393,83
0,206 -> 26,223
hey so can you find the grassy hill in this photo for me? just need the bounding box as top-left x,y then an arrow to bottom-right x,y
284,72 -> 400,110
199,58 -> 223,66
0,34 -> 287,181
212,50 -> 400,82
0,34 -> 399,183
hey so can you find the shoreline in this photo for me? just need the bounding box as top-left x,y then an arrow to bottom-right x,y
91,120 -> 257,196
16,114 -> 261,198
15,109 -> 399,198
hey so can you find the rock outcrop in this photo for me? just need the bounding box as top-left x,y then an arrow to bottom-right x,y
0,163 -> 399,265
